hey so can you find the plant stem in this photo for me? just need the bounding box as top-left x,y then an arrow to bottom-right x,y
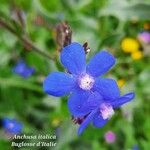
0,17 -> 56,60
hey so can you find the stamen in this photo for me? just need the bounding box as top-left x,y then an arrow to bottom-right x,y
71,115 -> 88,125
78,74 -> 94,90
100,103 -> 114,120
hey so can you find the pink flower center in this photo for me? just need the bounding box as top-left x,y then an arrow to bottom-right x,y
100,103 -> 114,120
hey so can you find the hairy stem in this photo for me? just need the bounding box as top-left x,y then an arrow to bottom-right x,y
0,17 -> 56,60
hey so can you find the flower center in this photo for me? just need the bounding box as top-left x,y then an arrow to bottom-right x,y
78,74 -> 94,90
100,103 -> 114,120
8,123 -> 14,129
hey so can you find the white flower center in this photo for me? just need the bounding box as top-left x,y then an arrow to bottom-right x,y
8,123 -> 14,129
100,103 -> 114,120
79,74 -> 94,90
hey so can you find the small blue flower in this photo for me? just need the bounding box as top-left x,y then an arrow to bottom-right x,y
43,42 -> 116,99
2,118 -> 23,134
132,144 -> 139,150
12,60 -> 35,78
70,91 -> 134,135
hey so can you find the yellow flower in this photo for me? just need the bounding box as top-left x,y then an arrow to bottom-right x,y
117,79 -> 125,88
131,50 -> 143,60
51,118 -> 61,127
121,38 -> 140,53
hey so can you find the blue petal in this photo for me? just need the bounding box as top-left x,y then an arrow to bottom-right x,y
12,60 -> 26,74
68,91 -> 102,117
111,92 -> 135,108
132,144 -> 139,150
93,78 -> 120,101
2,118 -> 23,134
60,42 -> 86,75
68,89 -> 91,117
13,60 -> 35,78
92,112 -> 108,128
43,72 -> 76,97
84,92 -> 103,110
2,118 -> 10,128
78,109 -> 98,135
21,67 -> 35,78
10,120 -> 23,134
86,50 -> 116,77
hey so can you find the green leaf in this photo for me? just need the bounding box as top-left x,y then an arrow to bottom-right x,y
0,77 -> 42,93
0,50 -> 11,67
99,1 -> 150,20
54,119 -> 77,150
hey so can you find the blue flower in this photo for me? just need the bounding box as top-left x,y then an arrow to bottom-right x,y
132,144 -> 139,150
2,118 -> 23,134
12,60 -> 35,78
43,42 -> 116,98
69,91 -> 134,135
43,43 -> 134,134
43,42 -> 135,135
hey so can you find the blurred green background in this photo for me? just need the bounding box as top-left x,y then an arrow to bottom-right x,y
0,0 -> 150,149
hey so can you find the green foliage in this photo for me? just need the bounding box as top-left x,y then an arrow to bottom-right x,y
0,0 -> 150,149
